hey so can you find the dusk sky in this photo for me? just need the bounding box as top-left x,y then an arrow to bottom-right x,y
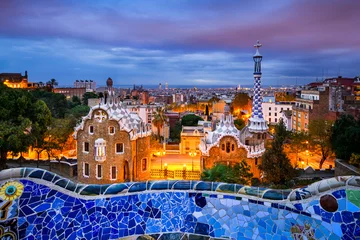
0,0 -> 359,87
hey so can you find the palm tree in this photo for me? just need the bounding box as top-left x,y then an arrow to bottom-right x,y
47,78 -> 58,88
152,107 -> 168,142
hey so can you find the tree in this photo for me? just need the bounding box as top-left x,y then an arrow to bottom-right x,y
30,101 -> 52,167
331,115 -> 360,160
0,84 -> 52,169
82,92 -> 98,105
169,121 -> 182,143
67,105 -> 90,120
234,119 -> 245,130
231,93 -> 251,114
181,114 -> 203,126
288,131 -> 308,163
71,96 -> 82,106
259,119 -> 295,185
31,90 -> 68,118
309,119 -> 333,169
205,105 -> 209,116
47,78 -> 58,88
152,107 -> 168,142
201,161 -> 253,185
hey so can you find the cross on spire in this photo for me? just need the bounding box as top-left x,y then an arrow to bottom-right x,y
254,40 -> 262,49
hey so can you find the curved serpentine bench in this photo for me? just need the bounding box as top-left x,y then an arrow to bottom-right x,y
0,168 -> 359,239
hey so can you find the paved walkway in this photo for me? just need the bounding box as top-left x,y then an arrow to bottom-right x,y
151,154 -> 201,171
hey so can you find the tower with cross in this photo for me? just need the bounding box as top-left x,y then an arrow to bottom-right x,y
248,40 -> 268,133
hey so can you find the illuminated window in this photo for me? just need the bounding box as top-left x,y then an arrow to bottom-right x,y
94,138 -> 106,161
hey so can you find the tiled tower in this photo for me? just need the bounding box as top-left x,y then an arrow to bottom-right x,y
248,40 -> 268,133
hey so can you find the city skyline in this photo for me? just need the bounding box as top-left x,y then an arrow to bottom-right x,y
0,0 -> 359,86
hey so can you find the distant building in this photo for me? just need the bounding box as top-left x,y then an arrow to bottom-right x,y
74,78 -> 152,184
165,82 -> 169,90
261,96 -> 294,125
0,71 -> 40,89
159,83 -> 162,90
172,93 -> 185,103
74,80 -> 96,91
180,126 -> 204,154
53,87 -> 86,100
139,91 -> 150,104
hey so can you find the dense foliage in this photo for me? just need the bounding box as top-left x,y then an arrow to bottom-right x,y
308,119 -> 333,169
152,107 -> 168,142
259,119 -> 296,184
181,114 -> 203,126
0,84 -> 52,169
201,161 -> 253,185
331,115 -> 360,161
231,92 -> 251,114
234,119 -> 245,130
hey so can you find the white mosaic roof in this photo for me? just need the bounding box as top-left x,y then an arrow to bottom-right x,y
73,97 -> 152,140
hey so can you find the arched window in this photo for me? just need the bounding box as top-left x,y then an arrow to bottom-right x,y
231,144 -> 235,151
226,142 -> 230,153
221,144 -> 225,151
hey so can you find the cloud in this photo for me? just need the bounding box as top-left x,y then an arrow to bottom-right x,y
0,0 -> 359,85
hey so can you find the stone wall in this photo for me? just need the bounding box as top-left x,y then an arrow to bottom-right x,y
77,113 -> 151,184
203,136 -> 261,178
0,168 -> 360,239
335,159 -> 360,176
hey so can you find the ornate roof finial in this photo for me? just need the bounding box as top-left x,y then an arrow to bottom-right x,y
254,40 -> 262,57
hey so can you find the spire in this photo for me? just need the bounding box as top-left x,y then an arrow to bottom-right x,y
248,40 -> 268,133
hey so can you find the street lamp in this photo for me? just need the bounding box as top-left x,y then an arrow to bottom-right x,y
164,163 -> 168,179
183,164 -> 187,180
157,150 -> 166,170
189,151 -> 197,171
306,150 -> 309,166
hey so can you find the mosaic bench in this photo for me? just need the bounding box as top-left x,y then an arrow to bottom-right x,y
0,168 -> 359,239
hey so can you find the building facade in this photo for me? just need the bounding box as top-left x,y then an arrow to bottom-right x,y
74,80 -> 96,91
0,71 -> 40,89
74,79 -> 152,184
200,41 -> 268,179
261,96 -> 294,125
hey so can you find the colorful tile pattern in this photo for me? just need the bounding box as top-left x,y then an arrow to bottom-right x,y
0,168 -> 359,239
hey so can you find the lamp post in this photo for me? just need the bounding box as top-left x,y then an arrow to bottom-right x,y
189,151 -> 197,171
164,163 -> 168,179
157,150 -> 166,170
183,164 -> 187,180
306,150 -> 309,166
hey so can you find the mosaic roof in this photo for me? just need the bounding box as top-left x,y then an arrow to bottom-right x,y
74,97 -> 152,140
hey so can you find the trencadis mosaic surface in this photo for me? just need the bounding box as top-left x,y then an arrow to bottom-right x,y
0,168 -> 359,239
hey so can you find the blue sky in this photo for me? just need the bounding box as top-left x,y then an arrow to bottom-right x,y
0,0 -> 359,86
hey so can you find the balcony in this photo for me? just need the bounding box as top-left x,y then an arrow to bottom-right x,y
95,155 -> 106,162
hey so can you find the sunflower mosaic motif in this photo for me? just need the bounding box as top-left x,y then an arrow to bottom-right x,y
0,182 -> 24,201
